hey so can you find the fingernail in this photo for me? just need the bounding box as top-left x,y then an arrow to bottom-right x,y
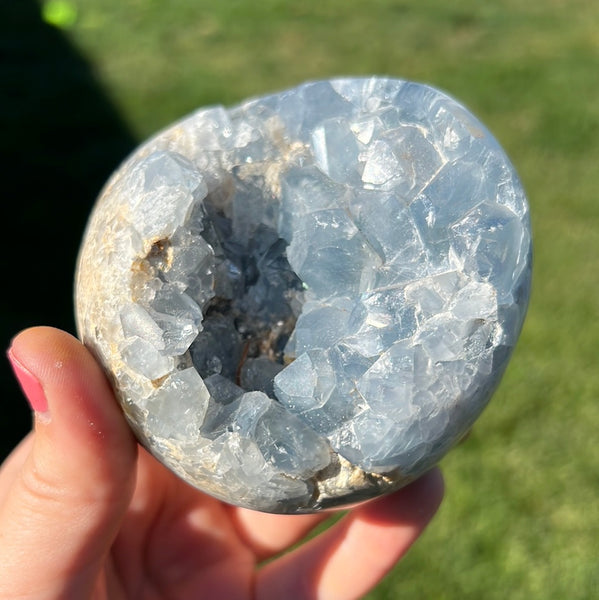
7,348 -> 50,415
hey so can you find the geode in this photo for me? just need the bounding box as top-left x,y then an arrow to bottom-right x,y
75,77 -> 532,513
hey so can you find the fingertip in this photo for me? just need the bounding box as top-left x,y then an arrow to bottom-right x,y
401,466 -> 445,512
8,326 -> 94,394
7,346 -> 50,415
6,325 -> 137,493
357,467 -> 445,527
9,327 -> 126,425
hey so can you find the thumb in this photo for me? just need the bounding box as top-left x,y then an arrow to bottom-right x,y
0,326 -> 138,599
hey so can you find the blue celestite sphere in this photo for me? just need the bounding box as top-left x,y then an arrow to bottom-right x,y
75,77 -> 532,513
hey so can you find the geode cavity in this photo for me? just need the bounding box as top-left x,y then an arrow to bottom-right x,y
75,77 -> 532,513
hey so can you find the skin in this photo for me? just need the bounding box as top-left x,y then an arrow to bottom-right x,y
0,326 -> 444,600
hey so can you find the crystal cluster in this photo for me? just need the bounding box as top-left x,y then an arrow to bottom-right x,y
75,77 -> 532,513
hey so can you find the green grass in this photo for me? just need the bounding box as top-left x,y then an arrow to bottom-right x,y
54,0 -> 599,597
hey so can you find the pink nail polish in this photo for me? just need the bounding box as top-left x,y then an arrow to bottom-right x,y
7,348 -> 49,414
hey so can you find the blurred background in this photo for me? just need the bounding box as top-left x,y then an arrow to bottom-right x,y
1,0 -> 597,597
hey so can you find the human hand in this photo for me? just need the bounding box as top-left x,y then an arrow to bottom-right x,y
1,326 -> 443,600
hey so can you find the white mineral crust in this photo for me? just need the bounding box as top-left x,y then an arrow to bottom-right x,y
75,77 -> 532,513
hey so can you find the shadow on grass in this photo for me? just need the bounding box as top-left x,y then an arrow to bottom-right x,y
0,0 -> 137,460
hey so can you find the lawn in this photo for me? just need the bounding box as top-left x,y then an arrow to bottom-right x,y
10,0 -> 599,597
